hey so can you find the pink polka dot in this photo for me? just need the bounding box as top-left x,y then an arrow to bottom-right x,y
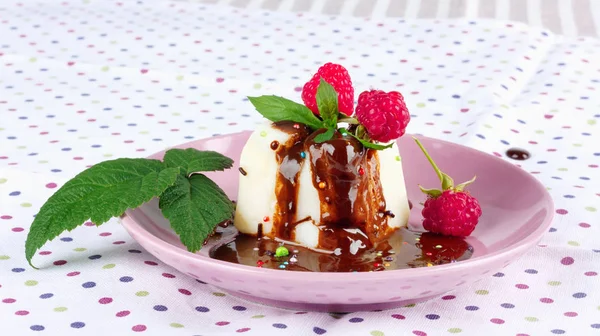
516,334 -> 530,336
561,257 -> 574,265
144,261 -> 158,266
490,318 -> 505,324
2,298 -> 16,303
392,314 -> 405,320
73,157 -> 83,160
67,272 -> 80,277
113,241 -> 126,244
39,251 -> 52,255
540,298 -> 554,304
162,273 -> 176,278
99,297 -> 113,304
99,232 -> 112,237
132,324 -> 146,332
564,312 -> 578,317
236,328 -> 251,333
45,183 -> 57,189
556,209 -> 568,215
1,215 -> 12,220
178,289 -> 191,295
53,260 -> 67,266
442,295 -> 455,300
579,223 -> 591,228
84,221 -> 94,227
584,271 -> 597,276
15,310 -> 29,315
11,227 -> 24,232
515,284 -> 529,289
412,331 -> 427,336
116,310 -> 130,317
216,321 -> 230,326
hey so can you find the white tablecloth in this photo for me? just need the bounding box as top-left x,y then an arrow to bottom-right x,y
1,1 -> 599,335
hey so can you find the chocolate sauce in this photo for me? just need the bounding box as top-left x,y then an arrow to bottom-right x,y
210,226 -> 473,272
271,121 -> 311,241
268,124 -> 394,255
506,148 -> 530,160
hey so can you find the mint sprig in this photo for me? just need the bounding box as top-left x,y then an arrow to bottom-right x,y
247,95 -> 324,130
316,78 -> 338,129
25,149 -> 235,268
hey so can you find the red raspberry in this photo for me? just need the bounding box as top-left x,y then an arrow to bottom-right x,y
355,90 -> 410,143
414,138 -> 482,237
301,63 -> 354,116
422,190 -> 482,237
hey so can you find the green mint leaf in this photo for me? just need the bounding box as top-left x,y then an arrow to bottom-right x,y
158,174 -> 234,253
313,128 -> 335,143
25,159 -> 180,268
163,148 -> 234,176
247,95 -> 324,130
316,78 -> 338,128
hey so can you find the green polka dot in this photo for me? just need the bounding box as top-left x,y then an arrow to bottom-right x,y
525,317 -> 539,322
558,168 -> 568,171
0,178 -> 6,184
78,136 -> 88,140
135,291 -> 149,297
170,323 -> 184,328
25,280 -> 38,286
251,315 -> 265,319
475,290 -> 489,295
451,121 -> 460,125
573,143 -> 582,147
171,112 -> 181,116
73,247 -> 86,252
139,131 -> 149,135
468,100 -> 476,104
176,75 -> 184,81
17,145 -> 27,149
483,124 -> 492,129
212,292 -> 226,297
435,85 -> 444,89
585,207 -> 596,212
35,106 -> 43,110
103,154 -> 113,158
370,331 -> 384,336
535,130 -> 544,134
0,255 -> 10,260
395,156 -> 401,161
54,307 -> 68,312
416,103 -> 426,108
448,328 -> 462,333
56,122 -> 65,126
588,119 -> 596,125
20,202 -> 32,207
101,66 -> 109,72
103,264 -> 115,269
568,241 -> 580,247
260,131 -> 267,137
29,57 -> 37,62
253,83 -> 262,89
404,303 -> 416,308
548,281 -> 561,286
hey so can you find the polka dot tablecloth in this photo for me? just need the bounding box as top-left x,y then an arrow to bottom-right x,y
0,1 -> 599,335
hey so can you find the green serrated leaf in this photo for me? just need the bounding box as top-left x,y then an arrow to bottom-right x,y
316,79 -> 338,128
419,185 -> 442,198
163,148 -> 233,176
247,95 -> 324,130
313,128 -> 335,143
25,159 -> 180,268
158,174 -> 234,253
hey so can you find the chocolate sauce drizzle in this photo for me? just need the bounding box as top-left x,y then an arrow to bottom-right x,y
269,123 -> 395,255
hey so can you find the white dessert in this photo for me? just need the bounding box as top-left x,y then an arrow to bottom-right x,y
233,121 -> 410,254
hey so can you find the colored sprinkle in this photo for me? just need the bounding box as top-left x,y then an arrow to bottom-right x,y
278,265 -> 286,269
358,167 -> 365,176
318,181 -> 326,189
253,247 -> 259,251
300,151 -> 306,159
384,263 -> 390,267
435,245 -> 443,248
260,131 -> 267,137
293,124 -> 300,129
275,246 -> 289,257
384,256 -> 394,261
256,260 -> 264,267
427,263 -> 433,267
263,216 -> 270,222
289,255 -> 298,263
283,261 -> 289,265
293,250 -> 299,254
425,252 -> 432,256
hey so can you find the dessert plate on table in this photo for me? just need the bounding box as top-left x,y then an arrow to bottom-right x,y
121,131 -> 554,312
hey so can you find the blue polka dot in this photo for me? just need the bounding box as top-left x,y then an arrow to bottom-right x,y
549,228 -> 557,232
273,323 -> 287,329
119,276 -> 133,282
128,249 -> 142,254
525,269 -> 538,274
349,318 -> 364,323
564,195 -> 575,198
30,325 -> 45,331
501,303 -> 515,308
591,324 -> 600,329
233,306 -> 247,311
465,306 -> 479,311
60,237 -> 73,242
39,293 -> 53,299
61,148 -> 71,151
70,322 -> 85,328
551,330 -> 565,334
493,272 -> 504,277
425,314 -> 440,320
195,306 -> 210,312
88,254 -> 101,260
9,191 -> 21,196
12,268 -> 25,273
573,292 -> 587,298
153,305 -> 167,311
313,327 -> 327,335
82,282 -> 96,288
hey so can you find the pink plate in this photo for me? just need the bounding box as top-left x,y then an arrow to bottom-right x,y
121,131 -> 554,312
